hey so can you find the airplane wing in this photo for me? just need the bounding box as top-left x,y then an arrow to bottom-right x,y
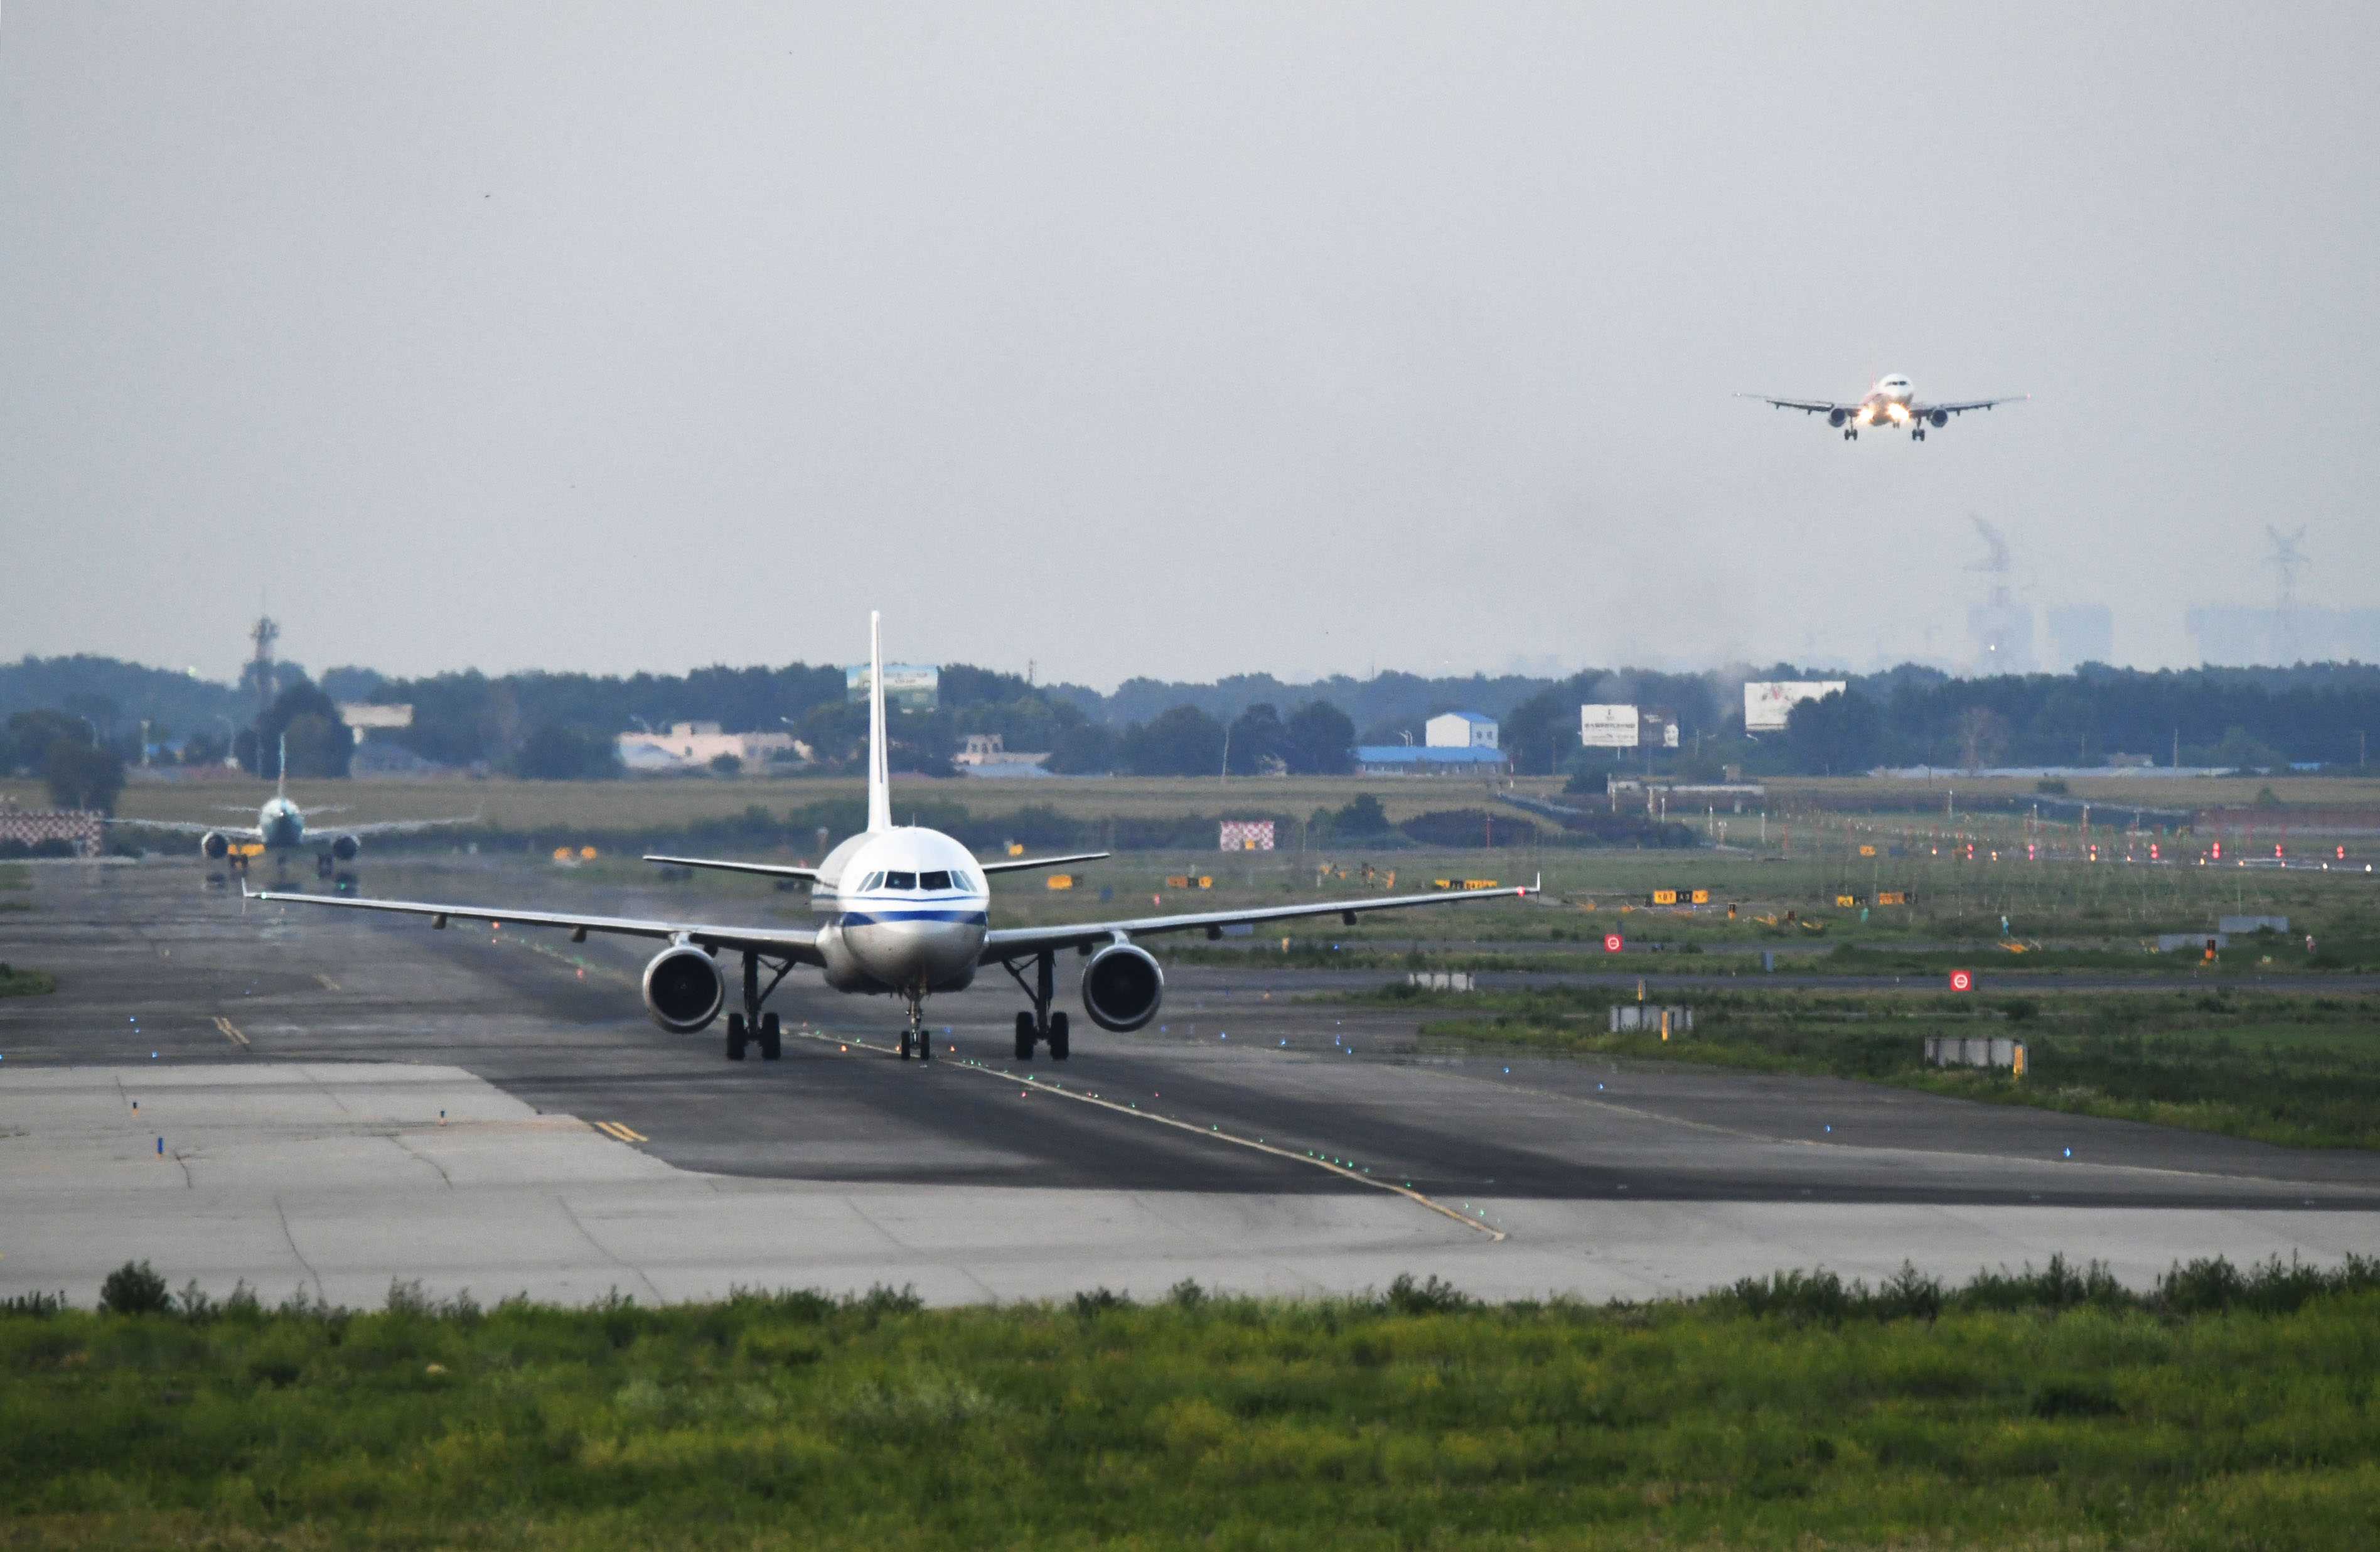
978,881 -> 1533,962
1913,395 -> 2029,417
323,814 -> 482,839
1737,393 -> 1853,415
980,851 -> 1110,875
643,854 -> 820,885
244,881 -> 825,964
103,817 -> 263,840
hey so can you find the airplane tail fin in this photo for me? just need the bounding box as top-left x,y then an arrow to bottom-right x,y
276,733 -> 287,799
866,611 -> 892,833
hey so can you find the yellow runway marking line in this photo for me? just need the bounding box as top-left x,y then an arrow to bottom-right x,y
790,1029 -> 1505,1242
315,974 -> 342,992
592,1121 -> 648,1143
212,1016 -> 250,1048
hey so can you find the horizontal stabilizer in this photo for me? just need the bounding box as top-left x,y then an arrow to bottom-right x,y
642,854 -> 821,884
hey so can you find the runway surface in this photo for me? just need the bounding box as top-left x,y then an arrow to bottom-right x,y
4,858 -> 2376,1305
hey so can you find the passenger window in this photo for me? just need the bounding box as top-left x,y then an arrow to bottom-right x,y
921,870 -> 952,890
884,871 -> 918,891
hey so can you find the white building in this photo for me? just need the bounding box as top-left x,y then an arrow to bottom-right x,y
615,721 -> 798,773
1425,711 -> 1498,750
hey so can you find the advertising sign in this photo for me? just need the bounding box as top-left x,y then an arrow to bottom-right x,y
845,663 -> 941,711
1743,680 -> 1847,733
1580,704 -> 1640,748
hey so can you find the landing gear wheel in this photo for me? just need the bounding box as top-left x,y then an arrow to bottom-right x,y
316,854 -> 334,880
759,1012 -> 781,1060
1049,1011 -> 1070,1061
1014,1011 -> 1036,1061
726,1013 -> 748,1062
1912,429 -> 1925,442
899,1026 -> 913,1060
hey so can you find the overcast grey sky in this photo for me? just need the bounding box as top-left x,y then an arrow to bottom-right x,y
3,3 -> 2374,687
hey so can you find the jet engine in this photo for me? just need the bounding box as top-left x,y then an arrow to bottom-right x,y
1928,409 -> 1949,428
1081,942 -> 1163,1032
200,831 -> 230,861
1827,408 -> 1848,428
328,834 -> 360,861
642,944 -> 725,1033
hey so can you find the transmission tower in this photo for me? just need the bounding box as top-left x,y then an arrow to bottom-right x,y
247,615 -> 280,718
2265,524 -> 2308,662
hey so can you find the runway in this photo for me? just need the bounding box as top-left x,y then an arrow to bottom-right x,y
4,858 -> 2376,1305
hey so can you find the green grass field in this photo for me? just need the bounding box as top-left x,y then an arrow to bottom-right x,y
6,1258 -> 2379,1550
1391,984 -> 2380,1150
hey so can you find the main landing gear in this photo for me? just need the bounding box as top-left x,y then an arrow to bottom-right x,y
1841,428 -> 1859,441
898,994 -> 932,1062
1911,428 -> 1926,442
723,949 -> 787,1062
999,949 -> 1069,1062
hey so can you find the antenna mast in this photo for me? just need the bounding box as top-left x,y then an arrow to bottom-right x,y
2265,524 -> 2307,662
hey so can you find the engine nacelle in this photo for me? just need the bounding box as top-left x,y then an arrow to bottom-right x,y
1928,409 -> 1948,428
642,944 -> 725,1033
1827,408 -> 1849,428
328,833 -> 360,862
200,831 -> 230,861
1081,942 -> 1163,1033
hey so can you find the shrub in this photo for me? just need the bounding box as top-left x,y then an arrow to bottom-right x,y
99,1259 -> 171,1316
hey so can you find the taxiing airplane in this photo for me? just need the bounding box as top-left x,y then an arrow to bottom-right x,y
1739,374 -> 2027,441
252,615 -> 1532,1065
117,738 -> 476,877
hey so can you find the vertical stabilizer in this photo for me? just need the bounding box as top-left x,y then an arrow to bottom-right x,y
866,612 -> 892,832
276,733 -> 287,799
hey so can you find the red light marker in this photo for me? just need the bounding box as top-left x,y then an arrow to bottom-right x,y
1948,969 -> 1974,993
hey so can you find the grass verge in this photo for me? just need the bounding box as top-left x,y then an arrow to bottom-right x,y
0,964 -> 55,998
1393,986 -> 2380,1150
5,1258 -> 2379,1549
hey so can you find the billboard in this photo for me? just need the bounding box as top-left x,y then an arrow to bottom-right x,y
845,663 -> 941,712
1744,680 -> 1847,733
1580,704 -> 1639,748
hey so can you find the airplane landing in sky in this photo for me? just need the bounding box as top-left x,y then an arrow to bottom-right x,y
1740,375 -> 2027,441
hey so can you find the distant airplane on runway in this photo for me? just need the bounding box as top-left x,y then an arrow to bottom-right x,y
253,614 -> 1532,1065
1739,374 -> 2027,441
114,738 -> 476,880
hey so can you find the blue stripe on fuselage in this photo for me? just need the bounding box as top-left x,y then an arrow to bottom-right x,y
839,909 -> 989,927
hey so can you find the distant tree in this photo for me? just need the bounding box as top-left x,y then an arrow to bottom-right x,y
1785,691 -> 1884,776
1046,721 -> 1118,775
281,713 -> 353,779
42,737 -> 125,812
1500,687 -> 1578,777
2209,725 -> 2282,772
1281,700 -> 1356,775
1121,706 -> 1226,777
1225,703 -> 1285,775
514,724 -> 622,780
253,682 -> 350,779
709,752 -> 743,776
1331,794 -> 1392,835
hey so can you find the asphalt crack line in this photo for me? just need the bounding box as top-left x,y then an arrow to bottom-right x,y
274,1196 -> 326,1303
557,1195 -> 665,1304
790,1027 -> 1506,1243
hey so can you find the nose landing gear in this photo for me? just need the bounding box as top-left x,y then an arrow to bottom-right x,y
999,949 -> 1070,1061
898,994 -> 931,1062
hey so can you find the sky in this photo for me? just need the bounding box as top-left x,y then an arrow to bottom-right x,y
3,3 -> 2374,689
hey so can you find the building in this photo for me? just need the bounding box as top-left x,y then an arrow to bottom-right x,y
1425,711 -> 1498,750
953,733 -> 1053,777
1353,744 -> 1511,775
615,721 -> 798,773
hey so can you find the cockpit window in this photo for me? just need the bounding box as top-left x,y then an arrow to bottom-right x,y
951,871 -> 976,893
920,870 -> 953,891
882,871 -> 918,891
857,871 -> 882,891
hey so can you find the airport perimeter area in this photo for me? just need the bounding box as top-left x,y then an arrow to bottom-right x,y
6,860 -> 2376,1308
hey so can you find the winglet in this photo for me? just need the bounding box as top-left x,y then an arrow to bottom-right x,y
866,611 -> 892,833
